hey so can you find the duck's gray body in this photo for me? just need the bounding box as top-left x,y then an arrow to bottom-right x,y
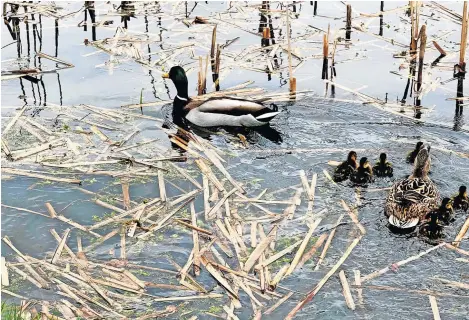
185,98 -> 280,127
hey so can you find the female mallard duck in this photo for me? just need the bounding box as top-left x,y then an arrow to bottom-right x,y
333,151 -> 358,182
162,66 -> 280,127
385,143 -> 440,229
452,185 -> 468,212
406,141 -> 423,164
372,153 -> 393,177
350,157 -> 373,184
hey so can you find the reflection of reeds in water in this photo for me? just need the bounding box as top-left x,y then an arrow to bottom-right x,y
379,1 -> 384,36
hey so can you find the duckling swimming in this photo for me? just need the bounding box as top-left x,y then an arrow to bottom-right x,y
333,151 -> 358,182
419,208 -> 443,239
406,141 -> 423,164
435,198 -> 454,225
386,143 -> 440,229
372,153 -> 393,177
452,186 -> 468,212
351,157 -> 373,184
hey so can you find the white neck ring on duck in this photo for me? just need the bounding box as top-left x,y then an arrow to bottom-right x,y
176,95 -> 188,101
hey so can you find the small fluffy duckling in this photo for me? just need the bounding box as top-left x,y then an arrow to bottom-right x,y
350,157 -> 373,184
372,153 -> 393,177
434,198 -> 454,225
406,141 -> 423,164
452,186 -> 468,212
419,209 -> 443,239
333,151 -> 358,182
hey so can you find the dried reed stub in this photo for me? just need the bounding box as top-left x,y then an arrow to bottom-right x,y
346,5 -> 352,41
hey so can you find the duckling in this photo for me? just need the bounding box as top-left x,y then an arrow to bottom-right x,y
333,151 -> 358,182
433,198 -> 454,225
406,141 -> 423,164
372,153 -> 393,177
385,143 -> 440,229
419,208 -> 443,239
162,66 -> 280,127
350,157 -> 373,184
452,185 -> 468,212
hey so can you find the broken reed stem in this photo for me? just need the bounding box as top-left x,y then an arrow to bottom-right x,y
416,24 -> 426,106
346,4 -> 352,40
361,242 -> 445,283
286,237 -> 361,319
460,1 -> 468,66
286,7 -> 295,96
286,218 -> 322,276
322,32 -> 329,80
432,41 -> 447,56
339,270 -> 356,310
453,214 -> 469,247
296,233 -> 328,269
211,24 -> 217,69
429,295 -> 441,320
315,214 -> 344,270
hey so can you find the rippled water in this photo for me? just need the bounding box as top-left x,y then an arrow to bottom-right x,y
2,1 -> 469,319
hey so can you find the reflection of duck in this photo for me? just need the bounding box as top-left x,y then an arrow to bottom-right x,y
386,144 -> 440,229
452,185 -> 468,212
372,153 -> 393,177
162,66 -> 280,127
333,151 -> 357,182
350,157 -> 373,184
406,141 -> 423,164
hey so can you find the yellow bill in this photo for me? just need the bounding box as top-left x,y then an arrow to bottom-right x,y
161,73 -> 169,79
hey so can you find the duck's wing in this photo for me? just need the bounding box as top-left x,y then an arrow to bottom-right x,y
391,178 -> 439,205
195,97 -> 269,115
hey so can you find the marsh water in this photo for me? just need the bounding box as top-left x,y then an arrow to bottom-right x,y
2,1 -> 469,319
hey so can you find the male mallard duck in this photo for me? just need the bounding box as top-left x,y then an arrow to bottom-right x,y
385,143 -> 440,229
406,141 -> 423,164
452,185 -> 468,212
372,153 -> 393,177
162,66 -> 280,127
351,157 -> 373,184
419,206 -> 444,239
431,198 -> 454,225
333,151 -> 358,182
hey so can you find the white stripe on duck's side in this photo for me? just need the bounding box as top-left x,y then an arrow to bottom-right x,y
186,108 -> 280,127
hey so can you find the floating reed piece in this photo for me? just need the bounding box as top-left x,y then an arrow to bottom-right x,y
322,33 -> 329,80
345,4 -> 352,40
416,24 -> 426,107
